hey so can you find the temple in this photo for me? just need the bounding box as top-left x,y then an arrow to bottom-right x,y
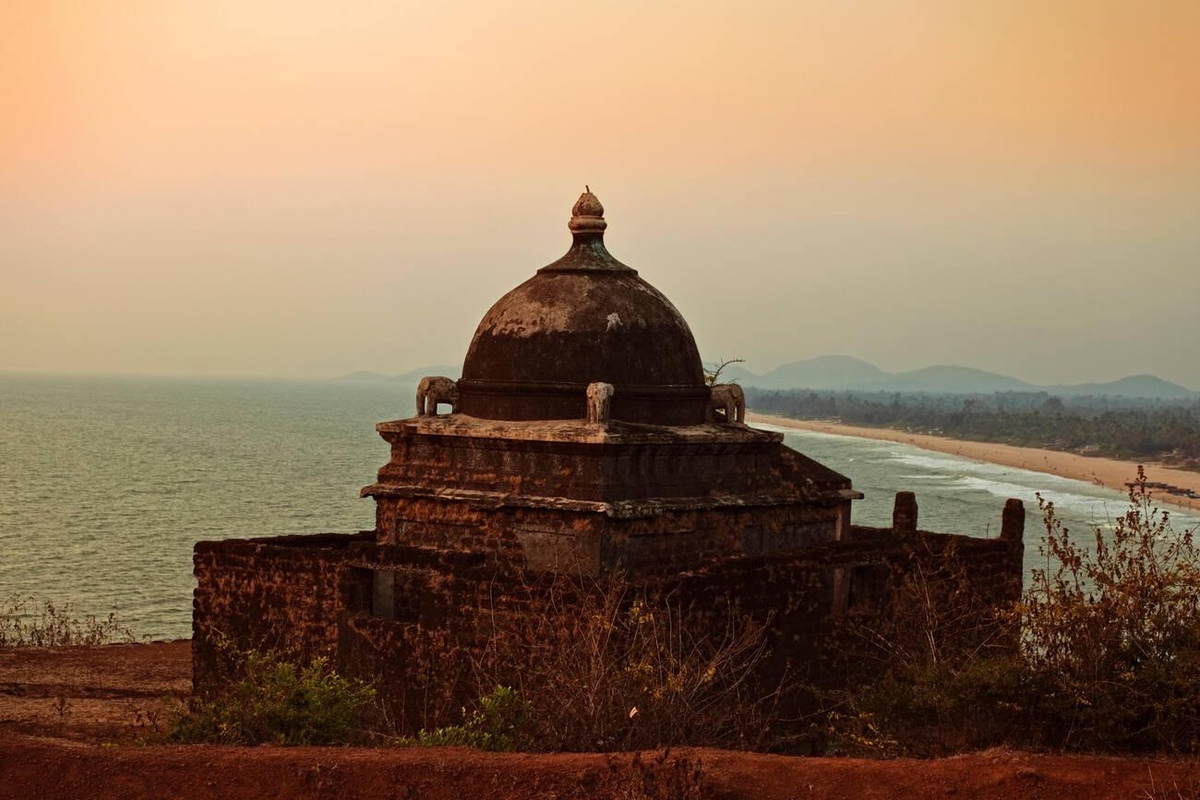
192,190 -> 1025,734
362,189 -> 862,578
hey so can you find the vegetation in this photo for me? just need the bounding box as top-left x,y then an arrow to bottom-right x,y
174,580 -> 774,754
456,576 -> 779,752
0,595 -> 134,647
397,685 -> 529,751
747,388 -> 1200,467
825,470 -> 1200,755
170,649 -> 375,745
704,358 -> 744,387
388,573 -> 787,753
1018,467 -> 1200,751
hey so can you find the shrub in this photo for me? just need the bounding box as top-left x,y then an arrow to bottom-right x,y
398,685 -> 528,751
826,467 -> 1200,755
1018,467 -> 1200,751
384,569 -> 784,751
820,541 -> 1025,755
0,595 -> 134,647
467,575 -> 779,752
171,649 -> 375,745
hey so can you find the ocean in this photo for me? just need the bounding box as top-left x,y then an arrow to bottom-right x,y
2,373 -> 1197,641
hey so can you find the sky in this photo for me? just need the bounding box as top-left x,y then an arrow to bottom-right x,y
2,1 -> 1198,388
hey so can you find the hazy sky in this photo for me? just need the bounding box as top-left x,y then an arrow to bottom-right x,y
3,1 -> 1198,388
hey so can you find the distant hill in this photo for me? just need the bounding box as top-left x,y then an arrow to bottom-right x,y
756,356 -> 887,391
1049,374 -> 1198,400
341,360 -> 1195,400
882,365 -> 1034,394
704,362 -> 759,385
709,357 -> 1197,399
333,365 -> 462,383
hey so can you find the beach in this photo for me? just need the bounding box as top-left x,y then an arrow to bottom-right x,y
747,413 -> 1200,513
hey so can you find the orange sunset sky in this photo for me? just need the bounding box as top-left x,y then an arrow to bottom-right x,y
2,1 -> 1198,387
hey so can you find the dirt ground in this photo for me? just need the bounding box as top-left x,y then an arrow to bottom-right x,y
3,642 -> 1199,800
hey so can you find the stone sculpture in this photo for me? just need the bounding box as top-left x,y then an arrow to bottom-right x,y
416,376 -> 459,416
708,383 -> 745,424
586,381 -> 615,425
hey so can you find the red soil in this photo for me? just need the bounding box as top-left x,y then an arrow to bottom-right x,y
2,642 -> 1197,800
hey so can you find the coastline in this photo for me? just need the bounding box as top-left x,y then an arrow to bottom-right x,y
747,412 -> 1200,514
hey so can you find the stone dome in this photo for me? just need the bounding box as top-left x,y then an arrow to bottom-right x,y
457,190 -> 709,425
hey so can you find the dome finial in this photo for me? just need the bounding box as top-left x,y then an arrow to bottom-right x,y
569,187 -> 607,234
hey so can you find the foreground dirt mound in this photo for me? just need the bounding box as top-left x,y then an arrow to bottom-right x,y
0,639 -> 191,743
6,737 -> 1199,800
2,642 -> 1198,800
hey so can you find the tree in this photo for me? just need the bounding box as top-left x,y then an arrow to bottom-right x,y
704,358 -> 744,387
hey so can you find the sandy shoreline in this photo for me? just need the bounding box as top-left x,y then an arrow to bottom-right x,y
747,412 -> 1200,514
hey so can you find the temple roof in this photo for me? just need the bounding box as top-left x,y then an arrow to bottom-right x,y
457,190 -> 708,424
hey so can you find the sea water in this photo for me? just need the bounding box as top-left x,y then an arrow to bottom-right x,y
2,374 -> 1197,641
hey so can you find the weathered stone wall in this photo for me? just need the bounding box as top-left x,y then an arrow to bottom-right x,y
372,425 -> 848,504
362,414 -> 859,577
336,550 -> 528,730
191,532 -> 375,693
375,495 -> 846,575
329,523 -> 1023,730
192,498 -> 1025,733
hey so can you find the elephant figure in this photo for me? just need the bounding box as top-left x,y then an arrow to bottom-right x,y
416,376 -> 459,416
586,381 -> 615,425
708,383 -> 745,424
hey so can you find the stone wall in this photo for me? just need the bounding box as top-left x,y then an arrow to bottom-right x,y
375,495 -> 848,576
192,496 -> 1025,733
191,532 -> 374,693
370,422 -> 849,505
363,418 -> 859,576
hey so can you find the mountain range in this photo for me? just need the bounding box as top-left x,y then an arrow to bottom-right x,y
336,357 -> 1197,400
719,356 -> 1198,399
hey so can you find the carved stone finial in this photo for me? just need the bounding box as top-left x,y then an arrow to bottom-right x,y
569,188 -> 607,234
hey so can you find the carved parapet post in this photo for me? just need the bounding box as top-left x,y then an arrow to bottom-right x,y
416,376 -> 459,416
1000,498 -> 1025,544
707,383 -> 745,424
586,381 -> 614,425
1000,497 -> 1026,600
892,491 -> 918,534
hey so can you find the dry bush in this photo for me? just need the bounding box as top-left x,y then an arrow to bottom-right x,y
825,468 -> 1200,756
0,595 -> 134,647
468,573 -> 779,752
1018,467 -> 1200,751
820,541 -> 1023,756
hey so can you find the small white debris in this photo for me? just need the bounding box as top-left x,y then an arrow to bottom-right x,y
606,312 -> 622,331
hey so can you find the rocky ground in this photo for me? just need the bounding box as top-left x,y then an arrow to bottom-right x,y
2,642 -> 1198,800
